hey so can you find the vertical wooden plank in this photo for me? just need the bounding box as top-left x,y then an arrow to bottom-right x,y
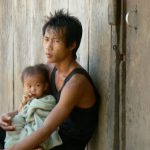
0,0 -> 14,114
68,0 -> 89,70
88,0 -> 111,149
126,0 -> 150,149
13,0 -> 30,110
26,0 -> 46,65
49,0 -> 68,13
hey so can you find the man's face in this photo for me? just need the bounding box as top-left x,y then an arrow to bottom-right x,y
43,29 -> 73,64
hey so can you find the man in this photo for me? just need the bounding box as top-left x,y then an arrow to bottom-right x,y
0,10 -> 99,150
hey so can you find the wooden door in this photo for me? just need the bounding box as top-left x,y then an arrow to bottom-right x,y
125,0 -> 150,149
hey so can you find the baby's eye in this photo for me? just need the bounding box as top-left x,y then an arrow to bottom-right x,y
28,85 -> 32,88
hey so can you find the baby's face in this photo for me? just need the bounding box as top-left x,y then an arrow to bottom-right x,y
23,74 -> 48,99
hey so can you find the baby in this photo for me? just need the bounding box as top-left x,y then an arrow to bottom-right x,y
4,64 -> 62,150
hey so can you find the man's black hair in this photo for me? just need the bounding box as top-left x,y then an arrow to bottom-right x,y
42,9 -> 82,60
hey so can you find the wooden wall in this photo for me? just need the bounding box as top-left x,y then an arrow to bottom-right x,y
0,0 -> 112,150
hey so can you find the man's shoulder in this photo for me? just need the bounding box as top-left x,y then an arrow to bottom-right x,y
64,73 -> 90,92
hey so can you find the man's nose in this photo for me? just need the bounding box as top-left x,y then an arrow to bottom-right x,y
46,40 -> 53,50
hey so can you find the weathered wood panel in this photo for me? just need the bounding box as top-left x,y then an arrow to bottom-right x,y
126,0 -> 150,149
13,0 -> 32,109
49,0 -> 68,12
88,0 -> 111,149
69,0 -> 89,70
0,0 -> 14,113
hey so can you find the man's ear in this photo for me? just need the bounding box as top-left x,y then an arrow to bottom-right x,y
70,42 -> 76,51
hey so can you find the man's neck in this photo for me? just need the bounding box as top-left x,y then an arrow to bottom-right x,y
55,59 -> 78,75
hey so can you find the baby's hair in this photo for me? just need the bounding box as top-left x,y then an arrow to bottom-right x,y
21,64 -> 50,84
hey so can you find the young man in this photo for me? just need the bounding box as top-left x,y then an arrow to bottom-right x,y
0,10 -> 99,150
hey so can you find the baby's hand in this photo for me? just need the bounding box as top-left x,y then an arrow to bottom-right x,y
22,92 -> 34,105
18,93 -> 34,111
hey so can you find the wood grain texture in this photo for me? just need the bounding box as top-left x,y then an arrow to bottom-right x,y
68,0 -> 89,70
126,0 -> 150,149
88,0 -> 111,149
0,0 -> 14,113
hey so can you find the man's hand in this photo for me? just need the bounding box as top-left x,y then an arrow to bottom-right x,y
0,111 -> 17,131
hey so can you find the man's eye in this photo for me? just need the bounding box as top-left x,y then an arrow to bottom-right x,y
37,84 -> 40,87
44,38 -> 49,42
54,39 -> 60,43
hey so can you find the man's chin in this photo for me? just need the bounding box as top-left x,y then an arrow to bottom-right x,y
46,59 -> 54,64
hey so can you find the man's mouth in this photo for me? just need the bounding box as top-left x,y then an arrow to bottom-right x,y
46,53 -> 53,58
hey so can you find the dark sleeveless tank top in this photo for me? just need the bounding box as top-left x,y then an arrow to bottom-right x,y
50,67 -> 99,142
